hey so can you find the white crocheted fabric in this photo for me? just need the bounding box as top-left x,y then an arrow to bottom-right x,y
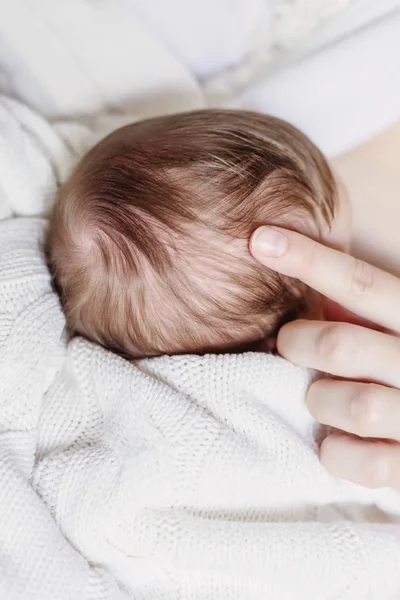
2,217 -> 400,600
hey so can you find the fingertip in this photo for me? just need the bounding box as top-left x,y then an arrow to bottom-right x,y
276,321 -> 291,354
250,226 -> 288,260
319,432 -> 352,478
304,378 -> 322,418
276,319 -> 307,359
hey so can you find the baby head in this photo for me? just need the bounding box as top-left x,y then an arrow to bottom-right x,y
47,109 -> 342,358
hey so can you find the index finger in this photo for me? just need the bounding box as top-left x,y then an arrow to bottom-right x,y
250,226 -> 400,334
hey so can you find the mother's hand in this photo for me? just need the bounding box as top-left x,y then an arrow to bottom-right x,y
250,226 -> 400,490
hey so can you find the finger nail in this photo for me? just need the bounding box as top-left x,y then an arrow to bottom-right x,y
251,227 -> 288,258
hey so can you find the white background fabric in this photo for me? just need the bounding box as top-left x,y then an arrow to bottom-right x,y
127,0 -> 400,156
238,10 -> 400,156
0,0 -> 203,119
1,0 -> 400,156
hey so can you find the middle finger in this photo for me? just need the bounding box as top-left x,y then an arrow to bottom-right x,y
278,320 -> 400,389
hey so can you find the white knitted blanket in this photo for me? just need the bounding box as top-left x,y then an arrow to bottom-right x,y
1,96 -> 400,599
2,218 -> 400,600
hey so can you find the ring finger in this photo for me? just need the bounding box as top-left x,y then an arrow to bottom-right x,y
308,379 -> 400,441
320,432 -> 400,490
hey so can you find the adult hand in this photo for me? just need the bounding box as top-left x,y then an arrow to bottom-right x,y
250,226 -> 400,490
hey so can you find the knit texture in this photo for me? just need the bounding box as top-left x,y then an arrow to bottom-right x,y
1,217 -> 400,600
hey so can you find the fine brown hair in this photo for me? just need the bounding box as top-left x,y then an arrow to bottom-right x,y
46,109 -> 337,358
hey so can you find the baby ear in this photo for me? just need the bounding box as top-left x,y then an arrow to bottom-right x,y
257,336 -> 277,353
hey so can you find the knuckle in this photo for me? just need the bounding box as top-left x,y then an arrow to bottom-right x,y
318,323 -> 356,367
350,258 -> 374,295
350,385 -> 382,436
297,235 -> 315,273
386,337 -> 400,378
362,446 -> 392,488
